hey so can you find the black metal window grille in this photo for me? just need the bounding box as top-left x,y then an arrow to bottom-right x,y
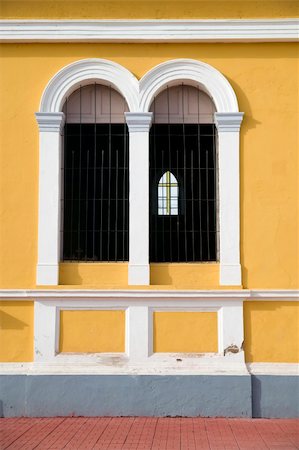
62,84 -> 129,262
149,84 -> 217,263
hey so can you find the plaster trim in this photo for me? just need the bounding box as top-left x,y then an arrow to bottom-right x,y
36,58 -> 244,286
39,58 -> 139,113
35,112 -> 65,133
1,362 -> 298,376
0,289 -> 298,300
139,59 -> 239,113
0,19 -> 298,43
125,112 -> 153,285
33,298 -> 244,363
247,363 -> 299,376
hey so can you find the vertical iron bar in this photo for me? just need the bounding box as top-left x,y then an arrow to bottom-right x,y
92,83 -> 97,260
77,85 -> 82,260
85,150 -> 89,260
70,151 -> 74,259
63,97 -> 67,260
176,149 -> 180,262
161,149 -> 165,261
182,84 -> 188,262
153,97 -> 158,261
167,86 -> 172,262
100,149 -> 104,260
115,150 -> 119,261
191,150 -> 195,261
206,149 -> 210,260
122,99 -> 127,262
212,124 -> 217,260
107,85 -> 112,261
197,87 -> 203,261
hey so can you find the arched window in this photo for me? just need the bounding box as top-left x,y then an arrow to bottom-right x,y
62,84 -> 129,262
36,58 -> 243,286
158,171 -> 179,216
149,84 -> 217,263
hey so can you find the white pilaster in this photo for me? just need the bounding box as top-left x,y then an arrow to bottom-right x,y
35,112 -> 65,285
218,300 -> 245,361
125,112 -> 153,285
34,301 -> 58,361
215,112 -> 244,286
126,306 -> 151,359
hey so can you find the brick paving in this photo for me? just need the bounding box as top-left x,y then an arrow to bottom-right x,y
0,417 -> 298,450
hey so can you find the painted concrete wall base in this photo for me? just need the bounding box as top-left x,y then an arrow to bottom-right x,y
0,374 -> 252,418
251,375 -> 299,419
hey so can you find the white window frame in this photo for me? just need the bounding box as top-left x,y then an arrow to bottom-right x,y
36,58 -> 243,287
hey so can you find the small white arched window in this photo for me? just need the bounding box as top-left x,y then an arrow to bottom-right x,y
158,171 -> 179,215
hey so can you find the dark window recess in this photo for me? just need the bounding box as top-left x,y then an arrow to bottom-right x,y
149,124 -> 217,262
63,123 -> 129,261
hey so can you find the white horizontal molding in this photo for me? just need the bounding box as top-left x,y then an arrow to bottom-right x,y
0,289 -> 298,301
247,363 -> 299,376
249,289 -> 299,300
0,359 -> 249,376
0,19 -> 298,43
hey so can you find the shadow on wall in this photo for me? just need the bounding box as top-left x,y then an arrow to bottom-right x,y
59,263 -> 83,285
251,376 -> 262,418
227,76 -> 261,290
0,311 -> 29,330
244,302 -> 279,362
150,265 -> 173,285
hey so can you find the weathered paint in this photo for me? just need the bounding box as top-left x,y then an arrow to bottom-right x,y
60,310 -> 125,353
0,42 -> 298,290
0,374 -> 252,417
0,0 -> 297,19
1,373 -> 298,418
244,301 -> 299,363
153,311 -> 218,353
0,301 -> 34,362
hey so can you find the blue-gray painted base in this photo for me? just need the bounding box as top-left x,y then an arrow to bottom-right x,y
251,375 -> 299,418
1,374 -> 298,418
0,375 -> 251,418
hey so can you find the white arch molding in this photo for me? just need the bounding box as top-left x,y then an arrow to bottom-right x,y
36,58 -> 243,286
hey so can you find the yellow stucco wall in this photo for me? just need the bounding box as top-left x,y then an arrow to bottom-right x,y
59,263 -> 128,286
59,310 -> 125,353
0,301 -> 34,362
0,42 -> 297,289
1,300 -> 298,362
150,264 -> 220,288
1,0 -> 298,19
244,301 -> 299,363
153,311 -> 218,353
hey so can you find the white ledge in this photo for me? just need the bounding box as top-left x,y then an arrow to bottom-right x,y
0,358 -> 249,376
247,363 -> 299,376
0,289 -> 298,300
0,19 -> 298,43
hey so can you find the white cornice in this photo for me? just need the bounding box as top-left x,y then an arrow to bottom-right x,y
215,112 -> 244,132
0,19 -> 298,43
0,289 -> 298,300
35,112 -> 65,132
125,112 -> 153,132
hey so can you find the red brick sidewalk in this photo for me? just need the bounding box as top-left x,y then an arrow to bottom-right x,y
0,417 -> 298,450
